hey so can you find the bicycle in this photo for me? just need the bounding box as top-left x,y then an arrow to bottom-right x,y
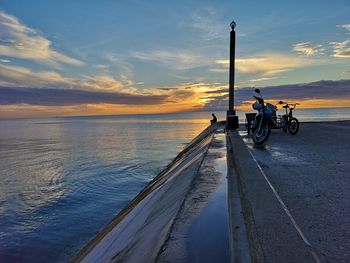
279,101 -> 299,135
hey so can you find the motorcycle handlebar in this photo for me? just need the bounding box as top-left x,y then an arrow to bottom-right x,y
252,91 -> 299,109
253,96 -> 264,103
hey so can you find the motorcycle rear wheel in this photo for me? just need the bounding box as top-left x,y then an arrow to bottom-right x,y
253,124 -> 271,145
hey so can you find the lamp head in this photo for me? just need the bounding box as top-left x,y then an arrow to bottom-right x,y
230,20 -> 236,30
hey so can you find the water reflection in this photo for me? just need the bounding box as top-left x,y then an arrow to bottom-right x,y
0,114 -> 209,262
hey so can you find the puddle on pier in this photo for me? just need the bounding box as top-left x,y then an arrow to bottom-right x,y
186,133 -> 230,263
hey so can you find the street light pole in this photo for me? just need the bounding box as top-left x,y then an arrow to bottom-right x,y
227,20 -> 239,129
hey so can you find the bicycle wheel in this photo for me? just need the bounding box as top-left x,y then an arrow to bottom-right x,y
288,117 -> 299,135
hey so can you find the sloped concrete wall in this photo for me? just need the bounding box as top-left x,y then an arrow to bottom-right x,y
72,123 -> 221,263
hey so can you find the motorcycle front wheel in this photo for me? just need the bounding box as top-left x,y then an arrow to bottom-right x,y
253,124 -> 271,145
288,117 -> 299,135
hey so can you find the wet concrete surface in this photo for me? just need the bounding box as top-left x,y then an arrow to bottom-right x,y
157,131 -> 232,263
157,129 -> 251,263
187,133 -> 230,263
240,121 -> 350,263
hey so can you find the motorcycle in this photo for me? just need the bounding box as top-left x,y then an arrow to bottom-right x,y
251,88 -> 277,144
250,89 -> 300,145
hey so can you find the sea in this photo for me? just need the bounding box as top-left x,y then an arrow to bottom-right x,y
1,108 -> 349,263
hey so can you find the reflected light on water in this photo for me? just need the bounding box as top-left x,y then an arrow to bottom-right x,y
0,113 -> 212,263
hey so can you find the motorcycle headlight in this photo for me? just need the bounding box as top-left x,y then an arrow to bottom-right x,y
252,102 -> 262,110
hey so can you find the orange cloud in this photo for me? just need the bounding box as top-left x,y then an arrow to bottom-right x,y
1,77 -> 349,118
215,53 -> 315,75
0,82 -> 226,118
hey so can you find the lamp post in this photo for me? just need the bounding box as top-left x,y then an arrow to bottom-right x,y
226,20 -> 239,129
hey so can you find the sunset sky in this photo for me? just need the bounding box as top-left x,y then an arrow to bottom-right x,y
0,0 -> 350,118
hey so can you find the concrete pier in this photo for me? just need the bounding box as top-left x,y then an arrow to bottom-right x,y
233,121 -> 350,263
72,121 -> 350,263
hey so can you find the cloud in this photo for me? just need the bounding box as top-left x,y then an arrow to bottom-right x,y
241,79 -> 350,100
0,81 -> 230,117
205,88 -> 228,94
191,8 -> 226,41
131,49 -> 207,70
208,68 -> 227,73
2,78 -> 349,115
330,39 -> 350,58
292,42 -> 324,56
0,63 -> 68,87
0,87 -> 167,106
249,77 -> 278,83
0,62 -> 228,110
94,64 -> 110,69
0,63 -> 135,93
236,54 -> 311,75
201,79 -> 350,110
131,9 -> 227,72
0,62 -> 223,109
0,58 -> 10,63
0,11 -> 83,67
105,53 -> 134,78
77,75 -> 135,92
148,82 -> 228,106
214,59 -> 229,65
215,53 -> 311,75
337,24 -> 350,32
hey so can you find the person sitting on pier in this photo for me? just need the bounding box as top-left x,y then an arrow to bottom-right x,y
211,113 -> 217,125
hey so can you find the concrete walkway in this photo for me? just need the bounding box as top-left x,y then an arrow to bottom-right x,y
229,121 -> 350,263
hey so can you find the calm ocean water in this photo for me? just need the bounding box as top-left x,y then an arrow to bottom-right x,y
1,108 -> 349,262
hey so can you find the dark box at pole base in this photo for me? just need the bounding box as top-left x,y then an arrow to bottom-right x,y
226,111 -> 239,129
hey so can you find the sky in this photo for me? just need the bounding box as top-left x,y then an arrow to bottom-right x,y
0,0 -> 350,118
